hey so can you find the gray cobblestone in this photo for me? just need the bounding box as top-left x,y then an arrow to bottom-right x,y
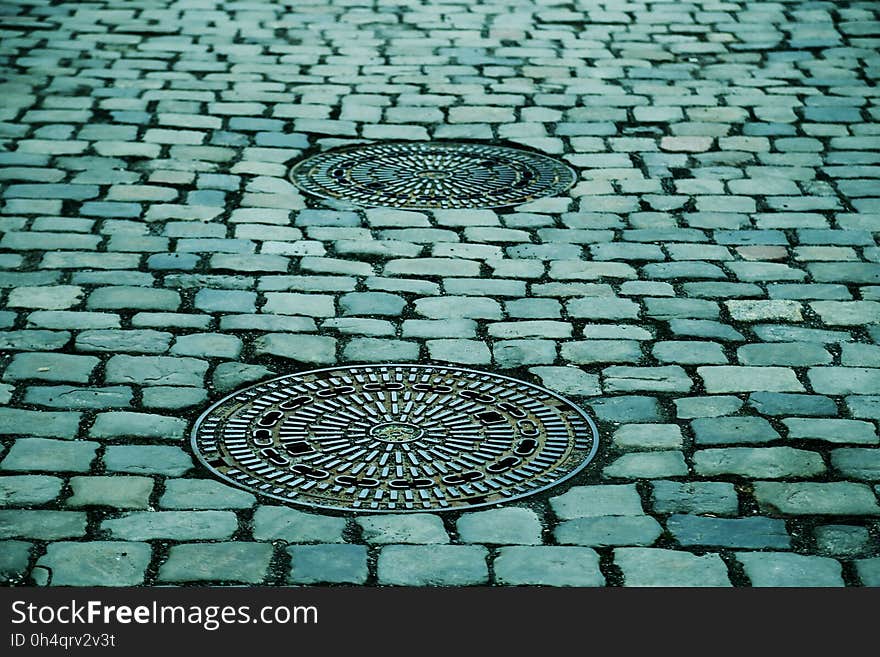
358,514 -> 448,544
615,548 -> 731,587
754,482 -> 880,516
66,476 -> 153,509
102,511 -> 238,541
252,506 -> 346,543
457,508 -> 542,545
288,545 -> 368,585
736,553 -> 844,587
493,547 -> 603,587
158,543 -> 272,584
36,542 -> 152,586
377,545 -> 488,586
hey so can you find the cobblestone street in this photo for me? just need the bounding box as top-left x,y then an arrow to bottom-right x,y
1,0 -> 879,587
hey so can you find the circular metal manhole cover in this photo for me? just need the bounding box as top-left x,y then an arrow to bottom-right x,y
288,141 -> 577,209
192,365 -> 598,513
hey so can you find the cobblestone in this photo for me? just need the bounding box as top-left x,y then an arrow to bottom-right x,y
614,548 -> 731,587
36,542 -> 152,587
736,553 -> 844,587
288,545 -> 368,585
157,543 -> 272,584
377,546 -> 488,586
493,547 -> 603,587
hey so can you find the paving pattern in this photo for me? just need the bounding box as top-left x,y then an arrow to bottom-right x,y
0,0 -> 878,587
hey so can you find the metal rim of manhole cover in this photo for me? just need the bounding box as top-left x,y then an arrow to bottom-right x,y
191,364 -> 599,513
288,141 -> 577,209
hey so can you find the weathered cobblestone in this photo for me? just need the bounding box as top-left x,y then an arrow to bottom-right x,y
36,542 -> 152,587
103,511 -> 238,541
493,547 -> 603,587
158,543 -> 272,584
667,515 -> 790,549
736,553 -> 844,587
615,548 -> 731,587
377,546 -> 488,586
288,545 -> 368,585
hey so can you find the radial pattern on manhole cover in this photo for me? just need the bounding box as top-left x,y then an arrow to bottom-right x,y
192,365 -> 598,513
288,141 -> 577,209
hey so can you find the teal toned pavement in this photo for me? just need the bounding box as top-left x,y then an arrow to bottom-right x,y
1,0 -> 879,587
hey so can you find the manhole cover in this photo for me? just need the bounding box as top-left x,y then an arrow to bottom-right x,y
192,365 -> 598,513
288,141 -> 577,209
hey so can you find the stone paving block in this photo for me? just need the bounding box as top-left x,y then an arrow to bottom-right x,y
831,449 -> 880,480
529,366 -> 602,397
102,511 -> 238,541
602,451 -> 688,478
493,340 -> 557,367
814,525 -> 873,557
550,484 -> 645,520
691,417 -> 780,445
76,330 -> 172,354
158,543 -> 272,584
754,482 -> 880,516
104,355 -> 208,387
651,481 -> 739,515
0,510 -> 87,540
343,338 -> 419,362
171,333 -> 243,358
66,476 -> 153,509
612,424 -> 683,450
24,386 -> 125,408
614,548 -> 731,587
667,515 -> 790,549
783,418 -> 878,444
736,552 -> 844,587
288,544 -> 368,584
456,507 -> 542,545
0,540 -> 32,584
808,368 -> 880,395
694,447 -> 825,478
698,366 -> 804,393
560,340 -> 643,364
0,475 -> 63,506
103,445 -> 193,476
357,514 -> 448,544
555,515 -> 663,547
36,542 -> 152,587
377,545 -> 488,586
254,334 -> 337,364
90,412 -> 186,440
0,438 -> 97,472
3,353 -> 99,383
855,558 -> 880,586
426,339 -> 491,365
253,506 -> 346,543
6,285 -> 83,310
748,392 -> 837,417
675,396 -> 744,419
160,479 -> 255,510
494,546 -> 604,587
87,286 -> 180,311
603,366 -> 692,393
588,396 -> 663,423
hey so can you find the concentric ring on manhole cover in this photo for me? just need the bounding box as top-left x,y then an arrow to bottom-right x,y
288,141 -> 577,209
191,365 -> 599,513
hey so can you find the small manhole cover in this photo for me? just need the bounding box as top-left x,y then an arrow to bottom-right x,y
288,141 -> 577,209
192,365 -> 598,513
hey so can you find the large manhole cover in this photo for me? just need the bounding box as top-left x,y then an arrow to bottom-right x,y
288,141 -> 577,209
192,365 -> 598,513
